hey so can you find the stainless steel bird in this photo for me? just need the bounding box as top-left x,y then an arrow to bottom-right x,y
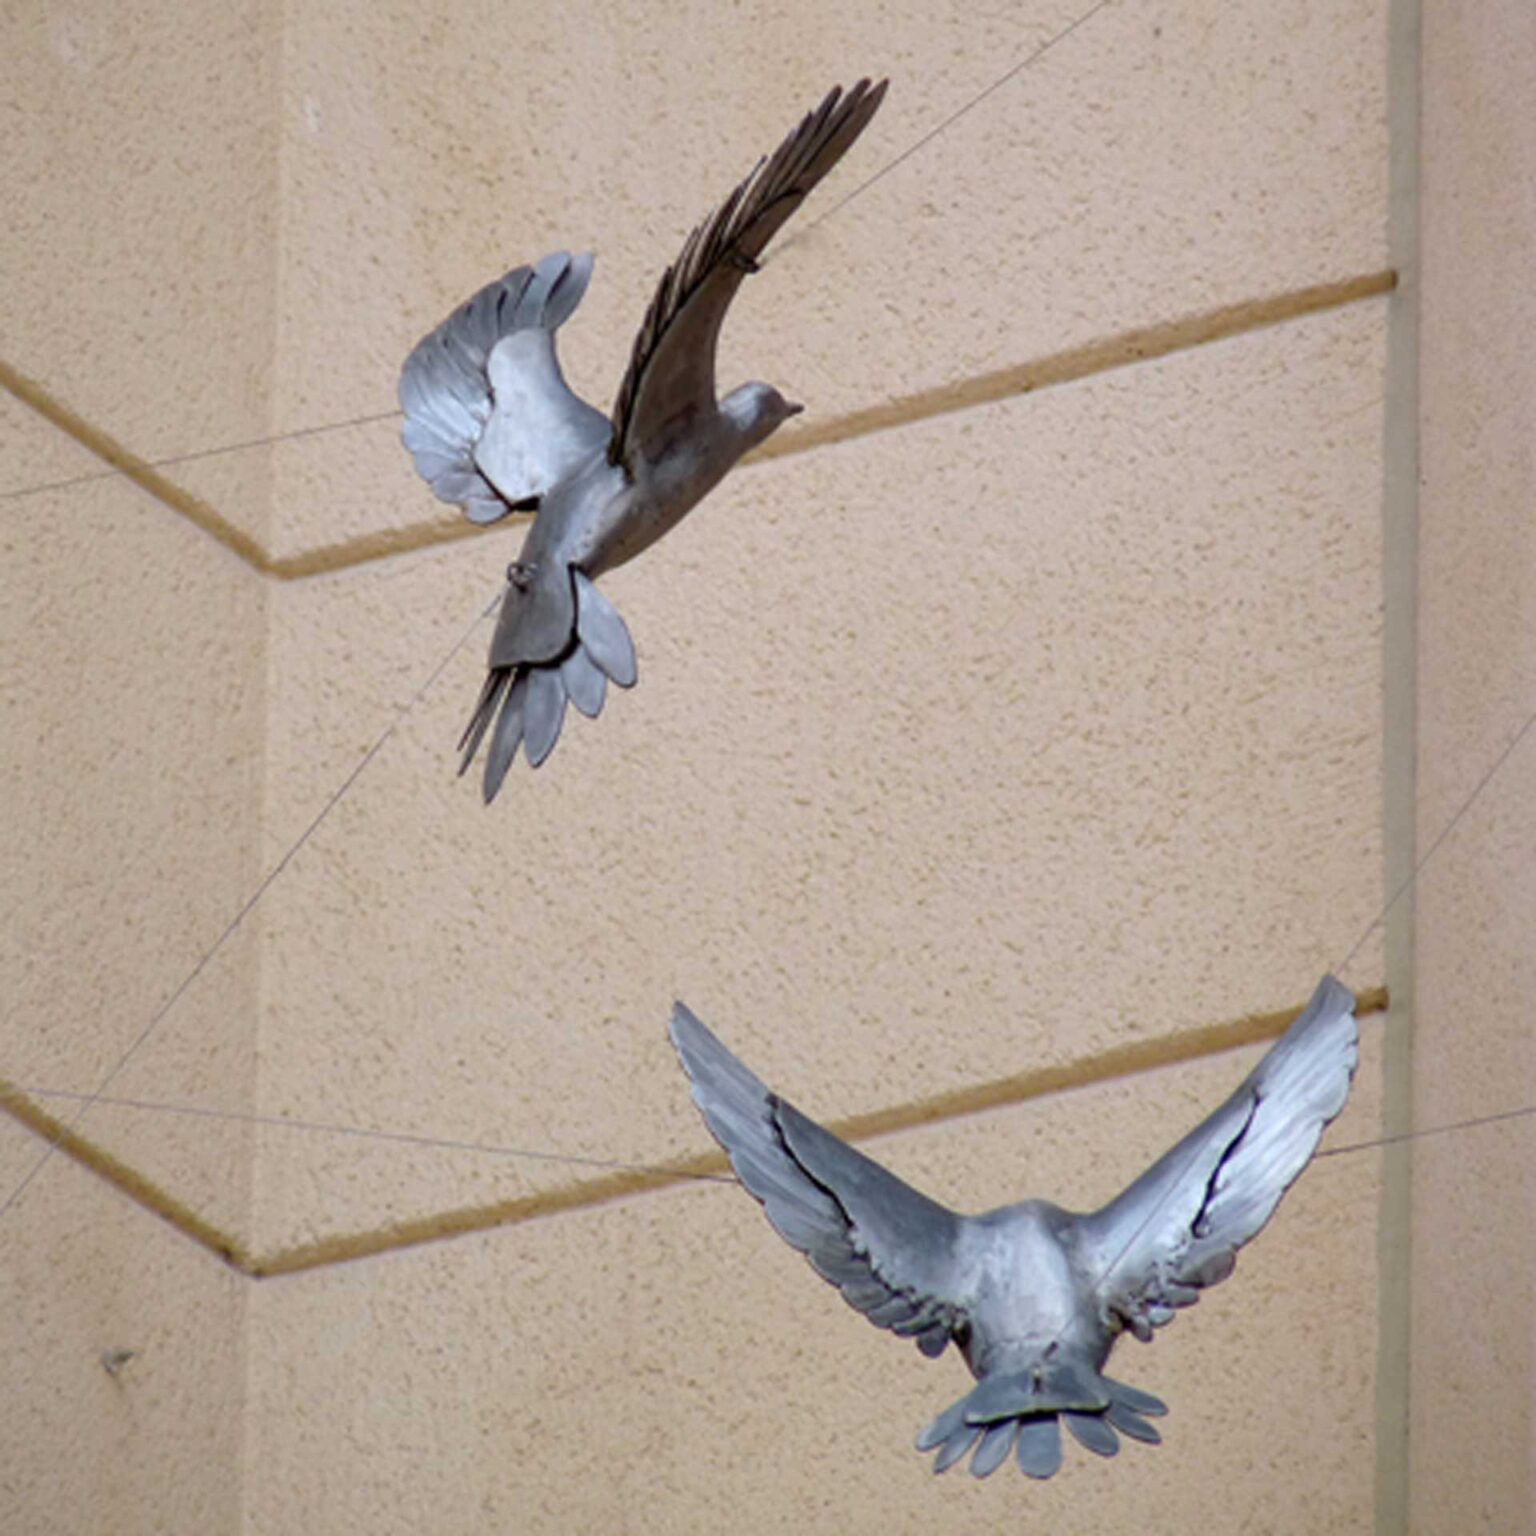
670,975 -> 1358,1480
398,80 -> 888,800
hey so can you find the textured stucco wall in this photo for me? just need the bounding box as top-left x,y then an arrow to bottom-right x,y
1,0 -> 282,543
1411,1 -> 1536,1529
14,0 -> 1532,1529
0,1120 -> 248,1535
244,0 -> 1391,1523
249,300 -> 1387,1260
244,1034 -> 1385,1534
0,4 -> 275,1530
0,333 -> 267,1536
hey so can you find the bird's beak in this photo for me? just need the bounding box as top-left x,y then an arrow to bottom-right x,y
784,399 -> 805,418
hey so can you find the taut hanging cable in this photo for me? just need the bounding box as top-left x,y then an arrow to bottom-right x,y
1018,697 -> 1536,1381
1,2 -> 1119,514
0,406 -> 406,508
4,702 -> 1532,1201
13,1056 -> 1536,1190
769,0 -> 1117,263
1335,706 -> 1536,977
0,589 -> 501,1223
1317,1102 -> 1536,1163
7,1084 -> 733,1186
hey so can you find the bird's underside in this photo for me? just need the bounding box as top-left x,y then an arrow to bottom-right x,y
669,976 -> 1359,1480
398,80 -> 887,800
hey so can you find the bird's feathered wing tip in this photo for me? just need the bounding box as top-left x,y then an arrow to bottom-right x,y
608,77 -> 888,467
916,1365 -> 1168,1480
399,250 -> 607,521
1078,974 -> 1359,1344
461,572 -> 637,800
1190,972 -> 1359,1248
668,1003 -> 967,1357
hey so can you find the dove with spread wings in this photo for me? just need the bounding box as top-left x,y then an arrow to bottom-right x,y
670,975 -> 1358,1480
398,81 -> 887,800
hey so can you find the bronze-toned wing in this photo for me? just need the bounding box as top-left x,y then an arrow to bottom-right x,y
609,79 -> 887,469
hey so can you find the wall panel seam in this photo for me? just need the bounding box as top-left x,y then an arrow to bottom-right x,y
1373,0 -> 1421,1525
0,985 -> 1386,1280
1,269 -> 1394,583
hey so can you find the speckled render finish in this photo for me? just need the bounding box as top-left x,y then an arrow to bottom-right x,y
0,0 -> 1529,1533
1411,2 -> 1536,1529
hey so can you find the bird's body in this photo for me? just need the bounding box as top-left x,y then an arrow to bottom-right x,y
399,83 -> 886,798
498,382 -> 784,610
955,1202 -> 1104,1376
669,975 -> 1359,1480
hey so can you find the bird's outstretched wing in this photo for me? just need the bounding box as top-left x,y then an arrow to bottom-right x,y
399,250 -> 610,523
609,80 -> 887,470
1074,975 -> 1359,1342
670,1002 -> 967,1358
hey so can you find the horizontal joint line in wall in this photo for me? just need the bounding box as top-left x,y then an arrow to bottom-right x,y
1,269 -> 1395,582
0,985 -> 1386,1279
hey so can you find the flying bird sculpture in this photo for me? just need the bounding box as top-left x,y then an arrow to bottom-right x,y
398,80 -> 887,800
670,975 -> 1358,1480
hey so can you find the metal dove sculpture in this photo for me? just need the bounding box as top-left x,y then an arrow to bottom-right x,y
398,80 -> 888,800
669,974 -> 1358,1481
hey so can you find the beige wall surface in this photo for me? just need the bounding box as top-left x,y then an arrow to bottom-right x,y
2,0 -> 1530,1531
0,436 -> 264,1532
247,299 -> 1385,1257
1,0 -> 281,541
2,10 -> 272,1527
242,0 -> 1387,562
244,1031 -> 1385,1536
1412,1 -> 1536,1530
0,1117 -> 248,1536
0,465 -> 266,1240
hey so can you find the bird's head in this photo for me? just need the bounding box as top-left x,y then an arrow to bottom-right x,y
721,382 -> 804,450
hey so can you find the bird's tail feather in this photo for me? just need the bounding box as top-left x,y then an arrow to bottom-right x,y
916,1364 -> 1166,1480
461,578 -> 639,800
458,669 -> 506,758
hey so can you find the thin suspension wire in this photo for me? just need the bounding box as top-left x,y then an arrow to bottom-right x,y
1335,706 -> 1536,976
12,1068 -> 1536,1185
7,699 -> 1536,1191
3,698 -> 1531,1202
0,589 -> 500,1222
1317,1102 -> 1536,1163
148,408 -> 404,469
1,1 -> 1117,513
12,1085 -> 732,1186
2,714 -> 1530,1200
1017,698 -> 1536,1374
0,407 -> 405,507
769,0 -> 1117,263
